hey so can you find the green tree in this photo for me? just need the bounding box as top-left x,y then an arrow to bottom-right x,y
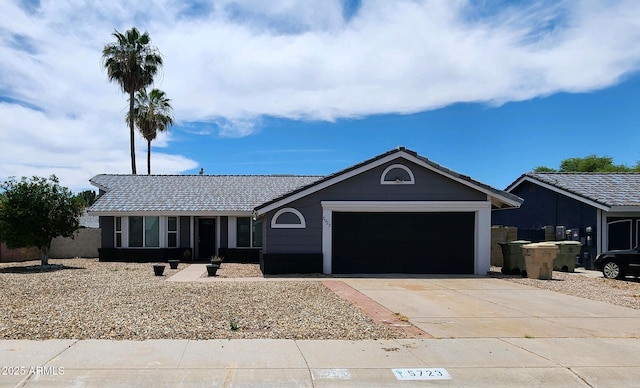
128,88 -> 174,175
535,154 -> 640,172
102,27 -> 163,175
533,166 -> 557,172
0,176 -> 83,266
75,190 -> 97,208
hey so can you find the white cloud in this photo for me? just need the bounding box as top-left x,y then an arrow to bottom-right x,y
1,0 -> 640,190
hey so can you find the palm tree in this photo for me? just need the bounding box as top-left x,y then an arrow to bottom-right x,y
102,27 -> 163,175
128,88 -> 174,175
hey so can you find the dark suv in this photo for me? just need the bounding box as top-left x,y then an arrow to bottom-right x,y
594,247 -> 640,279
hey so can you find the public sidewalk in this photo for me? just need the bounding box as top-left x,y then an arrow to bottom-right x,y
3,267 -> 640,387
4,335 -> 640,387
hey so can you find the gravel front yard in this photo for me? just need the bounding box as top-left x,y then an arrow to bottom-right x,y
0,259 -> 400,341
2,259 -> 639,341
489,267 -> 640,310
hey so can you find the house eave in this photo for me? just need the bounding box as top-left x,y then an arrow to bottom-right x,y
608,206 -> 640,213
88,210 -> 254,217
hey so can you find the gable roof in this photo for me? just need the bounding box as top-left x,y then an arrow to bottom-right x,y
255,147 -> 523,214
89,174 -> 322,214
506,172 -> 640,211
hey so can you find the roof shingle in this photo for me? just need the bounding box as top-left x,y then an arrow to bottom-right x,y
89,174 -> 323,213
515,172 -> 640,207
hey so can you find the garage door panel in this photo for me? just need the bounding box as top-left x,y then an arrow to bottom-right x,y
332,212 -> 474,274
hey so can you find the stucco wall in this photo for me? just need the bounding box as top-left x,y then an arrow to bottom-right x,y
49,228 -> 101,258
0,243 -> 40,262
0,228 -> 100,262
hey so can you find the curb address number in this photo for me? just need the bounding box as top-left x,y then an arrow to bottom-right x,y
392,368 -> 451,380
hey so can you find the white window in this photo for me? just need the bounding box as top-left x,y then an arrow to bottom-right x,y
129,216 -> 143,247
232,217 -> 263,248
167,217 -> 178,248
115,217 -> 122,247
145,216 -> 159,247
128,216 -> 159,248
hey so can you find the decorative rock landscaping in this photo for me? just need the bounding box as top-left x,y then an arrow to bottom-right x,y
0,259 -> 400,340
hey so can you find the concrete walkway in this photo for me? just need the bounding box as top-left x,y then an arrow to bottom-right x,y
3,267 -> 640,387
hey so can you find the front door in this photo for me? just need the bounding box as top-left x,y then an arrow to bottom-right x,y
198,218 -> 216,259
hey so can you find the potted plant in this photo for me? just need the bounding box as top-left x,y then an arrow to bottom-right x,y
168,259 -> 179,269
206,255 -> 223,276
183,249 -> 192,262
210,255 -> 223,265
153,263 -> 166,276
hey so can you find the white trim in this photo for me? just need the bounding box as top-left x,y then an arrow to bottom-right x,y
256,150 -> 520,215
380,163 -> 415,185
475,206 -> 491,275
271,208 -> 306,228
321,200 -> 491,212
322,208 -> 332,274
597,209 -> 604,254
320,200 -> 491,275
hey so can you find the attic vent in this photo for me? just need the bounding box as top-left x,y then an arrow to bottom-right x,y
381,164 -> 415,185
271,207 -> 306,229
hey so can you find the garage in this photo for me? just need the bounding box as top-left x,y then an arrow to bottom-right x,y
255,147 -> 523,275
332,211 -> 475,274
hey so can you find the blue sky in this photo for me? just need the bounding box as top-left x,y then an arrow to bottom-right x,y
1,0 -> 640,192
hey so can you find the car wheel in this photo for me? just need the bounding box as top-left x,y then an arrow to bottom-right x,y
602,260 -> 623,279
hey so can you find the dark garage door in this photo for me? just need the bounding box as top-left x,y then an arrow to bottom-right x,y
332,212 -> 475,274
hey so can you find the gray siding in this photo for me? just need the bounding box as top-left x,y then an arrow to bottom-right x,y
219,216 -> 229,249
179,216 -> 190,248
264,159 -> 487,254
100,216 -> 115,248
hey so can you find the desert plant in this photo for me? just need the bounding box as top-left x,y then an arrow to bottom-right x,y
211,255 -> 224,265
229,318 -> 240,331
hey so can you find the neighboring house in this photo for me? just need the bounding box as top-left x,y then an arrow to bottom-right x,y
492,172 -> 640,264
79,211 -> 100,229
89,147 -> 522,275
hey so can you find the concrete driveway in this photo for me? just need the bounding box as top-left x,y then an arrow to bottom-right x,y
342,276 -> 640,339
339,275 -> 640,386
